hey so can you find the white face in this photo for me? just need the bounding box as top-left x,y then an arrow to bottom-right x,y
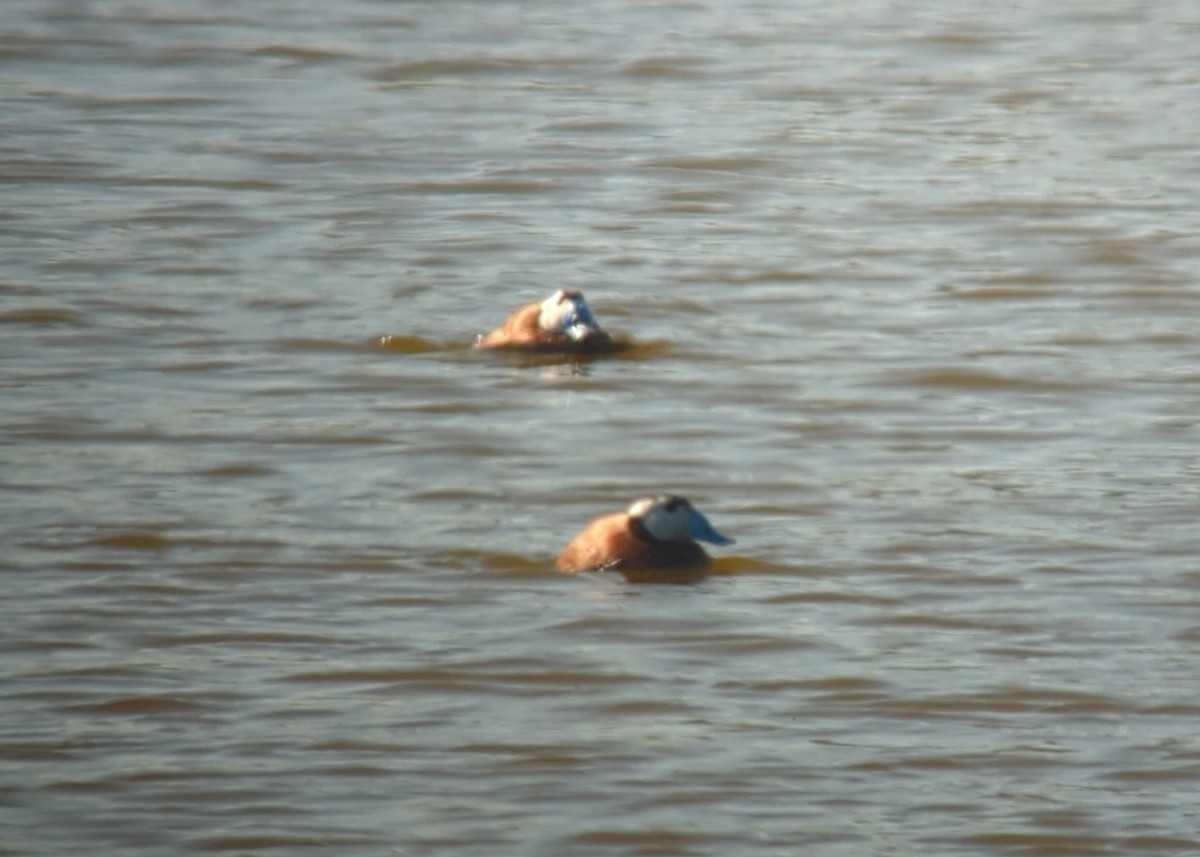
537,290 -> 600,340
628,495 -> 694,541
627,495 -> 735,546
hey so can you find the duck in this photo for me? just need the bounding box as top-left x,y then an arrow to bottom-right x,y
475,289 -> 617,353
556,495 -> 735,574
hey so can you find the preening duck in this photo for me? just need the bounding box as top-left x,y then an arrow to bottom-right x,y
475,289 -> 616,353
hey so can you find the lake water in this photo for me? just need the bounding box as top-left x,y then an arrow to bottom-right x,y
4,1 -> 1200,854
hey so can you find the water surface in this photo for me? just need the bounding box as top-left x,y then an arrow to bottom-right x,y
4,1 -> 1200,854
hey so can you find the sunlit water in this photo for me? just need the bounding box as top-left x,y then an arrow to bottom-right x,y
4,1 -> 1200,854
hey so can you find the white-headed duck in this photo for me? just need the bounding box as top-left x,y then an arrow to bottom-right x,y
556,495 -> 735,574
476,289 -> 617,353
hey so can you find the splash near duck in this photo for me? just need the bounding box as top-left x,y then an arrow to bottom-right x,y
475,289 -> 620,353
556,495 -> 735,575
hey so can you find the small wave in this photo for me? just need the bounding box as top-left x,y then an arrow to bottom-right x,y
193,833 -> 386,852
888,366 -> 1088,391
198,462 -> 275,479
370,54 -> 559,81
0,306 -> 87,327
70,695 -> 207,715
248,44 -> 360,63
403,177 -> 561,195
620,53 -> 710,79
375,333 -> 443,354
89,531 -> 170,551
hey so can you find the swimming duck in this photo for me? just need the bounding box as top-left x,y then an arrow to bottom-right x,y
476,289 -> 616,352
556,495 -> 735,574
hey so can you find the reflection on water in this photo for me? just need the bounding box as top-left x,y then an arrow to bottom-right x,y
5,0 -> 1200,854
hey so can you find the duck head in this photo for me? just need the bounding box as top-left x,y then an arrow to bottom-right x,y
538,289 -> 604,343
628,495 -> 735,546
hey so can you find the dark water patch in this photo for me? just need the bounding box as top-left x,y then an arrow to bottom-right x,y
641,151 -> 780,173
116,175 -> 286,191
192,832 -> 387,852
88,531 -> 171,552
648,199 -> 735,215
136,631 -> 349,648
248,44 -> 361,63
0,741 -> 80,761
1120,837 -> 1200,852
866,612 -> 1035,634
67,93 -> 229,111
863,748 -> 1073,772
83,297 -> 204,319
271,335 -> 372,353
3,636 -> 102,653
325,555 -> 411,575
146,46 -> 253,67
45,777 -> 121,795
410,252 -> 456,266
458,744 -> 592,770
375,333 -> 444,353
716,266 -> 826,285
67,695 -> 210,716
470,337 -> 651,368
850,755 -> 968,773
113,767 -> 246,785
1068,238 -> 1155,267
1141,703 -> 1200,716
570,829 -> 733,852
243,294 -> 327,311
710,557 -> 827,578
763,589 -> 902,606
943,284 -> 1065,300
879,687 -> 1130,718
1102,284 -> 1200,304
673,632 -> 817,655
0,306 -> 87,327
308,739 -> 422,754
258,706 -> 341,721
659,187 -> 744,205
621,53 -> 711,79
198,461 -> 276,479
281,666 -> 639,697
950,830 -> 1117,856
1174,625 -> 1200,643
369,53 -> 578,82
20,664 -> 172,683
127,202 -> 248,227
255,147 -> 388,165
456,551 -> 552,578
542,117 -> 649,134
361,595 -> 449,608
883,366 -> 1096,392
403,176 -> 562,195
0,155 -> 116,182
609,566 -> 713,585
737,675 -> 889,696
1106,764 -> 1200,783
910,29 -> 997,48
370,397 -> 483,416
147,264 -> 239,276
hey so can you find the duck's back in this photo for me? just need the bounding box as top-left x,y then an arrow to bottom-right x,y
476,303 -> 542,349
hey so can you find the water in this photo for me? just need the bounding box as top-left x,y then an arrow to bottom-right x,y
4,1 -> 1200,854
